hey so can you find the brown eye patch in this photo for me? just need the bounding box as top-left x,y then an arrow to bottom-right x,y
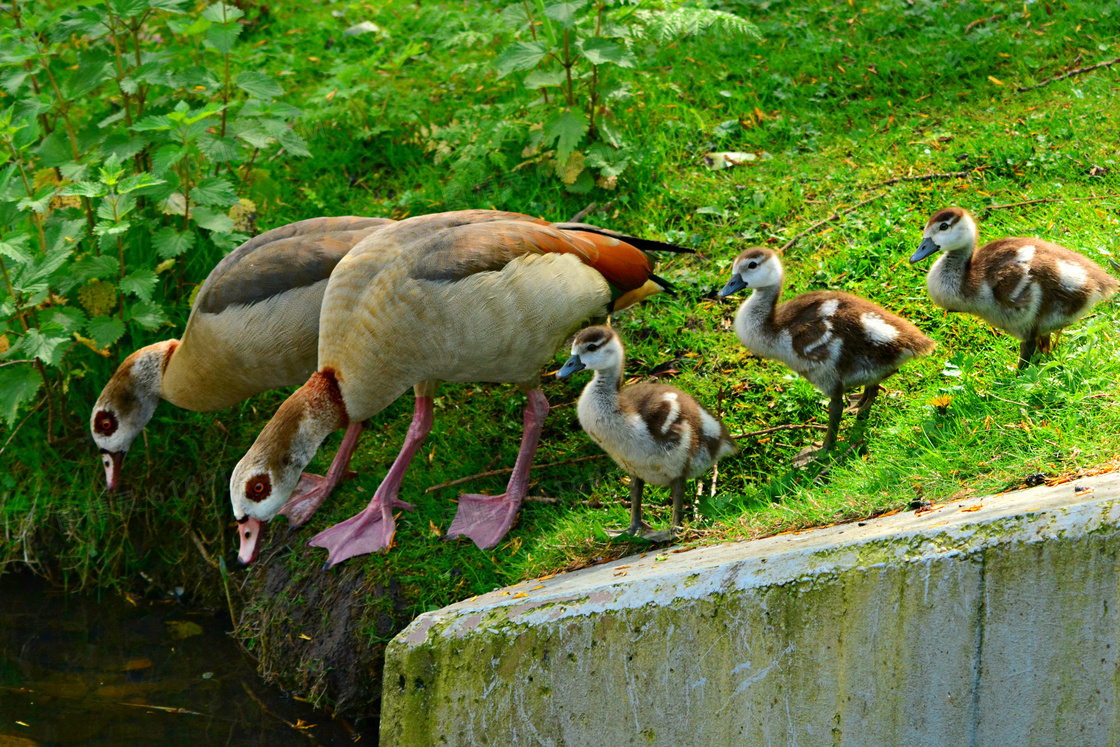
244,474 -> 271,503
94,410 -> 118,436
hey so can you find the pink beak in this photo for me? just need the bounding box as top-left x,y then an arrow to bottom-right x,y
101,451 -> 124,491
238,518 -> 265,565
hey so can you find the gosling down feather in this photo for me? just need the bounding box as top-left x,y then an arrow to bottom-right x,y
228,210 -> 690,567
719,247 -> 935,460
911,206 -> 1118,369
558,326 -> 736,539
90,216 -> 392,515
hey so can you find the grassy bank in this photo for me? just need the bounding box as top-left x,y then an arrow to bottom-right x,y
3,0 -> 1119,714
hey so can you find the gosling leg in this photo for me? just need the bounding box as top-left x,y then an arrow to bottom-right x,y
670,477 -> 686,534
608,477 -> 651,537
1018,336 -> 1038,370
822,391 -> 845,451
854,383 -> 881,421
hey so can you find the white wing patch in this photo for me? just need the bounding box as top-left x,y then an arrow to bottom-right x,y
819,298 -> 840,318
1016,245 -> 1035,265
861,312 -> 899,344
1056,259 -> 1088,291
699,407 -> 723,439
660,391 -> 681,435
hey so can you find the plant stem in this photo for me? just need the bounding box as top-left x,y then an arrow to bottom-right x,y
103,1 -> 135,129
8,141 -> 48,253
562,28 -> 575,106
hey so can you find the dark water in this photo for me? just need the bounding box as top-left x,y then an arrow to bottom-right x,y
0,572 -> 372,746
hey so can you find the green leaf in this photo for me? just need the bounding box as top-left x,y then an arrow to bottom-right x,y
86,316 -> 126,349
191,207 -> 234,233
65,53 -> 114,98
543,0 -> 587,28
201,2 -> 245,22
197,134 -> 241,162
109,0 -> 149,18
152,227 -> 195,259
70,254 -> 121,283
43,218 -> 87,253
523,69 -> 567,88
132,114 -> 175,132
576,38 -> 636,68
277,128 -> 311,157
493,42 -> 548,79
120,269 -> 159,302
151,145 -> 186,176
19,324 -> 70,365
0,236 -> 32,263
148,0 -> 190,12
235,71 -> 284,99
0,364 -> 42,426
205,22 -> 242,55
637,8 -> 761,43
190,177 -> 239,207
44,306 -> 86,333
60,181 -> 108,198
128,301 -> 170,330
543,109 -> 589,164
118,173 -> 165,194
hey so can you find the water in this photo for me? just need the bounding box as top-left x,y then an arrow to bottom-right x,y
0,572 -> 373,746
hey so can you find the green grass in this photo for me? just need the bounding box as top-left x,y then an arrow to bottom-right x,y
3,0 -> 1120,711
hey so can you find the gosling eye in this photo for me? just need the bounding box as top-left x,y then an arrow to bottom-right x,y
747,261 -> 758,270
939,222 -> 950,231
586,342 -> 602,352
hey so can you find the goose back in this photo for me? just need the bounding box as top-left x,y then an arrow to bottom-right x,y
162,216 -> 392,410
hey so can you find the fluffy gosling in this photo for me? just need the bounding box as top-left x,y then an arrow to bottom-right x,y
557,326 -> 736,539
911,206 -> 1118,369
718,247 -> 935,461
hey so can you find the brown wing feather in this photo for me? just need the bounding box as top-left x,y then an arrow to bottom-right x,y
198,216 -> 393,314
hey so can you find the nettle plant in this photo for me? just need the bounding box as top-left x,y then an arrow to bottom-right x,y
492,0 -> 759,192
0,0 -> 306,435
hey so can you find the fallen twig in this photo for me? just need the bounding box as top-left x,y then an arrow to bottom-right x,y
1017,55 -> 1120,93
569,202 -> 597,222
241,681 -> 319,742
425,454 -> 609,493
865,169 -> 975,190
779,192 -> 887,252
734,423 -> 829,440
984,194 -> 1118,211
964,14 -> 1001,34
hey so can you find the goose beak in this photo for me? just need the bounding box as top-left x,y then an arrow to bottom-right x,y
910,238 -> 940,264
717,275 -> 747,297
100,449 -> 125,491
556,355 -> 586,378
237,517 -> 264,565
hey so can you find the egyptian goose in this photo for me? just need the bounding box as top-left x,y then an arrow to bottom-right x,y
557,326 -> 736,539
228,210 -> 687,566
90,216 -> 395,521
718,247 -> 935,461
910,207 -> 1118,368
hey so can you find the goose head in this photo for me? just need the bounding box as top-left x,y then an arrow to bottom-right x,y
557,325 -> 623,377
229,371 -> 348,564
717,247 -> 783,297
90,340 -> 177,490
911,207 -> 978,263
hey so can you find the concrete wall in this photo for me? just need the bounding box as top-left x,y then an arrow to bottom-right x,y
381,472 -> 1120,746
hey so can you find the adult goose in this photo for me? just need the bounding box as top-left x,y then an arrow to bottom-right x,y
91,216 -> 393,520
558,326 -> 736,539
910,206 -> 1118,368
719,247 -> 934,461
228,210 -> 687,567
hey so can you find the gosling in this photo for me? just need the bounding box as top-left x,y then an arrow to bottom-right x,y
718,247 -> 935,461
911,206 -> 1118,369
557,326 -> 737,539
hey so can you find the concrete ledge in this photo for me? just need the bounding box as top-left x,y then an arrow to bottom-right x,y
381,472 -> 1120,746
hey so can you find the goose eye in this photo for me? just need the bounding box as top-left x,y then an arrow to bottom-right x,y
94,411 -> 118,436
939,222 -> 949,231
747,261 -> 758,269
244,475 -> 271,502
586,342 -> 601,352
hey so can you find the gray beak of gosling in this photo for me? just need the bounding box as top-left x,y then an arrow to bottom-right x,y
556,354 -> 586,378
717,275 -> 747,297
910,238 -> 940,264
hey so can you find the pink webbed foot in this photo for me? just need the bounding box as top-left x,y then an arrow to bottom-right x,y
445,493 -> 523,551
279,470 -> 358,528
309,495 -> 416,568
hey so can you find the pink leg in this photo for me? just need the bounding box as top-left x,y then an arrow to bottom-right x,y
445,388 -> 549,550
309,395 -> 435,568
280,420 -> 363,527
